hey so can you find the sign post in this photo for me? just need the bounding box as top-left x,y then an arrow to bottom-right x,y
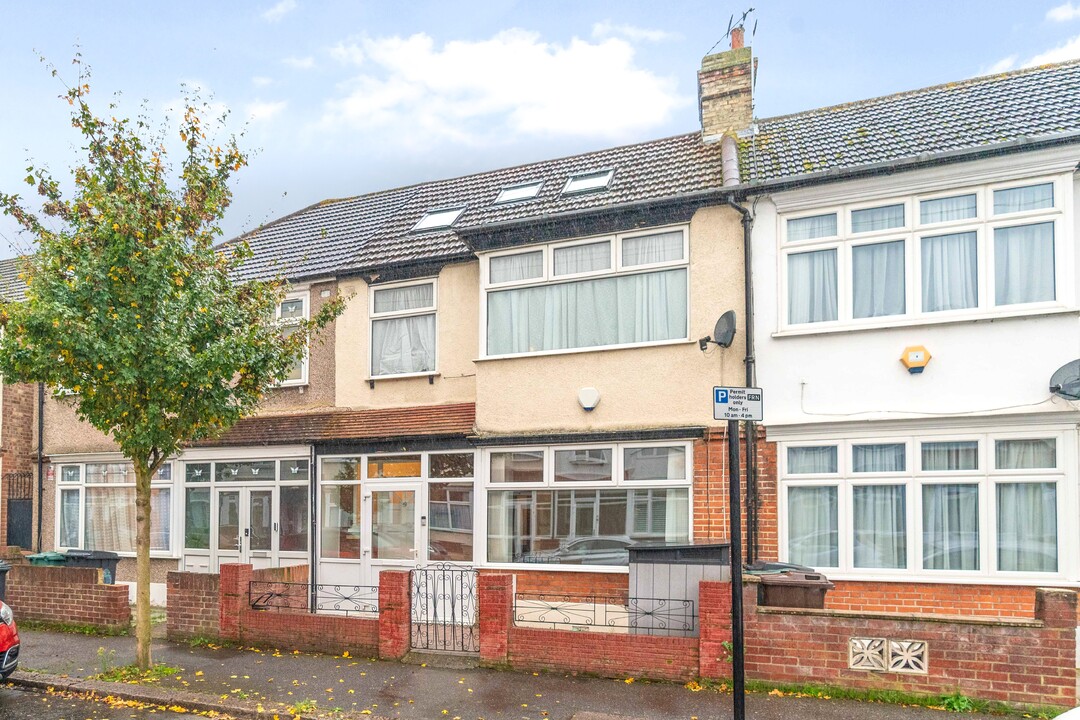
713,387 -> 763,720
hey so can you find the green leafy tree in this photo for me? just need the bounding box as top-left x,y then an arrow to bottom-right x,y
0,60 -> 343,669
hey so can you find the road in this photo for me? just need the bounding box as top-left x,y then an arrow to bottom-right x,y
0,684 -> 197,719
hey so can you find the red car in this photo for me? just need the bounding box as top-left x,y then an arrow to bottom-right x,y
0,601 -> 19,679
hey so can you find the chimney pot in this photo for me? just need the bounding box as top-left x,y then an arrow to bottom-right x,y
731,26 -> 744,50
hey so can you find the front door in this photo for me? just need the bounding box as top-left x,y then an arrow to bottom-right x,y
363,483 -> 421,586
215,487 -> 277,570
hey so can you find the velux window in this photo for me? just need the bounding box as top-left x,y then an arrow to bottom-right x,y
370,280 -> 437,377
413,207 -> 465,232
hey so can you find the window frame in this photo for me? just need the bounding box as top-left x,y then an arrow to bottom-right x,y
277,290 -> 309,387
494,181 -> 543,205
368,277 -> 438,380
412,206 -> 466,232
562,169 -> 614,195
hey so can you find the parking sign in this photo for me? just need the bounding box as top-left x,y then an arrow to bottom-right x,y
713,386 -> 763,421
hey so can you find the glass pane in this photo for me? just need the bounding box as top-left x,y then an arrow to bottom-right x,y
787,249 -> 837,323
367,455 -> 421,479
373,283 -> 434,314
83,487 -> 169,552
553,241 -> 610,276
61,465 -> 81,483
86,463 -> 134,484
920,194 -> 976,224
217,491 -> 240,552
486,268 -> 687,355
60,489 -> 80,547
564,169 -> 613,193
370,314 -> 436,376
623,446 -> 687,481
851,204 -> 904,233
621,231 -> 684,266
997,482 -> 1057,572
994,223 -> 1055,305
787,446 -> 837,474
495,181 -> 542,204
322,458 -> 361,482
921,231 -> 978,312
852,240 -> 905,318
156,464 -> 173,482
279,298 -> 305,320
414,207 -> 464,231
787,213 -> 837,240
921,441 -> 978,471
922,484 -> 979,571
280,323 -> 305,382
852,485 -> 906,569
371,490 -> 416,560
490,251 -> 543,284
216,461 -> 277,482
185,488 -> 211,549
429,453 -> 474,478
490,451 -> 544,483
281,459 -> 310,481
554,448 -> 612,482
993,183 -> 1053,214
852,444 -> 906,473
995,439 -> 1056,469
428,482 -> 473,562
185,463 -> 211,483
787,486 -> 838,567
320,485 -> 361,559
249,490 -> 273,552
151,489 -> 171,552
279,486 -> 309,552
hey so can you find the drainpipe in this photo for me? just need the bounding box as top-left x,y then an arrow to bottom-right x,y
36,382 -> 44,553
309,443 -> 317,613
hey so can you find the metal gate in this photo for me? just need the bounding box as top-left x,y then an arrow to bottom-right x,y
5,471 -> 33,549
411,563 -> 479,654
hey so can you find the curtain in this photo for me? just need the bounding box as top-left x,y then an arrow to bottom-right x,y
995,438 -> 1056,469
852,443 -> 906,472
851,204 -> 904,233
853,240 -> 905,318
60,489 -> 80,547
84,487 -> 170,552
787,446 -> 838,474
486,268 -> 687,355
371,314 -> 436,375
996,482 -> 1057,572
373,283 -> 433,313
787,249 -> 837,323
921,441 -> 978,471
788,213 -> 837,240
853,485 -> 907,568
921,232 -> 977,312
491,251 -> 543,283
664,488 -> 690,542
993,183 -> 1053,214
922,484 -> 980,571
622,231 -> 684,266
787,486 -> 838,567
554,241 -> 610,275
920,194 -> 977,224
994,223 -> 1055,305
281,324 -> 304,381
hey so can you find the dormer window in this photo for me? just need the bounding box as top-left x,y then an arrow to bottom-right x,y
413,207 -> 465,232
562,169 -> 614,195
495,181 -> 543,204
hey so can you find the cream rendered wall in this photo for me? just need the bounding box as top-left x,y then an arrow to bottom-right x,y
475,204 -> 747,434
335,261 -> 479,409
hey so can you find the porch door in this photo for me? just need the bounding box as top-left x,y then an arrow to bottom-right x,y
215,487 -> 276,569
363,482 -> 422,586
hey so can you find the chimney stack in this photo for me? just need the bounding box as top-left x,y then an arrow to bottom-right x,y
698,26 -> 755,143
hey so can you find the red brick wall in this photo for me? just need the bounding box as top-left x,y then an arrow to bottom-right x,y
240,606 -> 378,654
7,564 -> 130,631
377,570 -> 410,660
251,564 -> 310,584
503,570 -> 630,602
1,382 -> 37,549
827,582 -> 1036,619
166,571 -> 220,641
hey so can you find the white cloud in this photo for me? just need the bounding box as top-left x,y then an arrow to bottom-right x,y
319,29 -> 686,148
1047,2 -> 1080,22
591,20 -> 679,43
1026,33 -> 1080,64
262,0 -> 297,23
246,100 -> 287,123
252,76 -> 273,88
329,41 -> 364,66
283,55 -> 315,70
982,54 -> 1019,74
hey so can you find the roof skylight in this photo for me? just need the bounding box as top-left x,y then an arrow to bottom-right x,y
563,169 -> 614,195
495,181 -> 543,204
412,206 -> 466,232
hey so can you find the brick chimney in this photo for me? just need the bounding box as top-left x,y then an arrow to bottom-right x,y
698,26 -> 755,142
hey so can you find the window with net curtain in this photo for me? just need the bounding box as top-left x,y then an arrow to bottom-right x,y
59,463 -> 173,552
370,282 -> 436,376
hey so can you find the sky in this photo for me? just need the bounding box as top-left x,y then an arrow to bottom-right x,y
2,0 -> 1080,259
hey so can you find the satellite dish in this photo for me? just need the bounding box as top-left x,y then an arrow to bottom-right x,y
1050,359 -> 1080,400
713,311 -> 737,348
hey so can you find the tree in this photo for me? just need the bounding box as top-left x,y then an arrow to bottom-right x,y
0,60 -> 343,669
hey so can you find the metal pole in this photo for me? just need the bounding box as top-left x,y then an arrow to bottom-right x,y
727,418 -> 745,720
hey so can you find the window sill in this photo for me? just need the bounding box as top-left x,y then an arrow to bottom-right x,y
772,306 -> 1080,338
276,381 -> 309,389
477,338 -> 695,362
797,570 -> 1074,586
366,372 -> 439,388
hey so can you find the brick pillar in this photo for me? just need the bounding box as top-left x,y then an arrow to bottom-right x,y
478,573 -> 513,667
219,563 -> 253,642
378,570 -> 411,660
1034,588 -> 1078,706
699,580 -> 732,679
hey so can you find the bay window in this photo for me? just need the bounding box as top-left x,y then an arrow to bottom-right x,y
370,280 -> 436,377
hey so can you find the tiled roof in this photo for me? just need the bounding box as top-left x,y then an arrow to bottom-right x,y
229,133 -> 726,282
0,257 -> 28,303
192,402 -> 476,447
740,59 -> 1080,183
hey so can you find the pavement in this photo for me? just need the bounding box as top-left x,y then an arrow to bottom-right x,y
8,628 -> 1017,720
0,683 -> 194,719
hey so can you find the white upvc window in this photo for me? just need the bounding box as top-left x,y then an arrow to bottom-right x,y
779,429 -> 1068,582
369,279 -> 437,378
481,226 -> 690,358
277,291 -> 309,386
779,174 -> 1069,332
57,461 -> 175,555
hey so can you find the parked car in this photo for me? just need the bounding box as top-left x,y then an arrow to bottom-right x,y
550,536 -> 633,566
0,600 -> 19,679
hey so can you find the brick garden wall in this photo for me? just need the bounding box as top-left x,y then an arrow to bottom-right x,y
7,564 -> 130,631
826,581 -> 1036,619
166,571 -> 220,641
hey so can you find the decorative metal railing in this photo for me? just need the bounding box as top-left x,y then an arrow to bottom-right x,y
411,563 -> 480,653
248,581 -> 380,616
513,593 -> 697,637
